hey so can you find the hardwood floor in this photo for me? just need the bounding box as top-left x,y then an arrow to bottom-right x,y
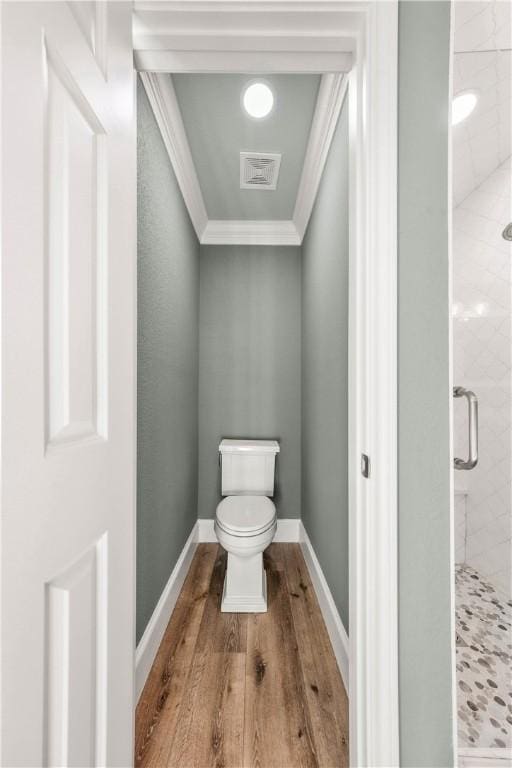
135,543 -> 349,768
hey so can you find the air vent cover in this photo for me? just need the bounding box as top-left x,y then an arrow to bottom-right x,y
240,152 -> 281,190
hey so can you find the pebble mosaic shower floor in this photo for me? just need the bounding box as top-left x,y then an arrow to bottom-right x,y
456,564 -> 512,749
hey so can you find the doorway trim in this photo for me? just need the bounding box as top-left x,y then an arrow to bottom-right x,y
133,2 -> 399,765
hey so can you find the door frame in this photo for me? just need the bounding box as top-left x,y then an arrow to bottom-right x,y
132,2 -> 399,764
345,5 -> 399,766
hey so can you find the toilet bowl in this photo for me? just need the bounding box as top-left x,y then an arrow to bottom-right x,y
215,495 -> 277,612
215,439 -> 280,613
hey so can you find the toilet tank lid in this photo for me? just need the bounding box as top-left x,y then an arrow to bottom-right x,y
219,439 -> 280,454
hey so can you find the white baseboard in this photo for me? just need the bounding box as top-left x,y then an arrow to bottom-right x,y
299,521 -> 350,692
197,518 -> 217,542
459,749 -> 512,767
197,517 -> 301,543
135,522 -> 198,701
273,518 -> 301,542
135,517 -> 349,702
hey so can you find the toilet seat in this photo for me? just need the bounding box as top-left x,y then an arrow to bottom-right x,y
215,495 -> 276,537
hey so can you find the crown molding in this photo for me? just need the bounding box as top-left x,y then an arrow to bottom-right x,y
139,72 -> 208,240
135,49 -> 352,74
293,72 -> 348,240
134,34 -> 355,53
133,2 -> 357,72
133,1 -> 360,12
201,220 -> 300,246
141,71 -> 345,246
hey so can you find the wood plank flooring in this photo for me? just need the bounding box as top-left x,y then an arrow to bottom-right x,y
135,544 -> 349,768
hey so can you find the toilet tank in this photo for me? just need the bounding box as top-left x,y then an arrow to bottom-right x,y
219,439 -> 280,496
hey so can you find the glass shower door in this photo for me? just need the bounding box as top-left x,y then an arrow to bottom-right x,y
452,158 -> 512,754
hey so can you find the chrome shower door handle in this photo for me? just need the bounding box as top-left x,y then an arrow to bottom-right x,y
453,386 -> 478,470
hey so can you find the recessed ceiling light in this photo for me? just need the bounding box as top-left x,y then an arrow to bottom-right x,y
242,81 -> 274,119
452,91 -> 477,126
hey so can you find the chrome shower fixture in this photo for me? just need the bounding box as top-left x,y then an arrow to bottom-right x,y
503,223 -> 512,241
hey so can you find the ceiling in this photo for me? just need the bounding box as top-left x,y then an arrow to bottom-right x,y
452,0 -> 511,206
172,73 -> 320,221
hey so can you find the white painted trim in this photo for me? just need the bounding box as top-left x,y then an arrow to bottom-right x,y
273,518 -> 301,542
135,522 -> 198,701
299,522 -> 350,692
201,220 -> 300,246
197,518 -> 217,543
135,50 -> 352,74
139,72 -> 208,240
133,1 -> 357,12
133,3 -> 356,73
197,517 -> 301,543
348,4 -> 399,766
133,34 -> 355,54
293,73 -> 348,241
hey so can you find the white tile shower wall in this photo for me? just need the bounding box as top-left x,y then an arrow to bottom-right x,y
452,48 -> 511,207
452,1 -> 511,206
454,0 -> 511,55
453,157 -> 512,598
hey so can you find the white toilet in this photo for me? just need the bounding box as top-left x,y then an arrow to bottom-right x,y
214,439 -> 280,613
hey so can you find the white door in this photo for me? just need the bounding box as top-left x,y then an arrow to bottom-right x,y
1,3 -> 136,766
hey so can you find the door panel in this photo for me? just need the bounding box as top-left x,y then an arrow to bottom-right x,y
45,40 -> 108,447
1,3 -> 136,766
45,535 -> 107,767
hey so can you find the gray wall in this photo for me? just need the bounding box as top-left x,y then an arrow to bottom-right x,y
398,2 -> 453,765
198,245 -> 302,519
301,100 -> 350,630
137,78 -> 200,643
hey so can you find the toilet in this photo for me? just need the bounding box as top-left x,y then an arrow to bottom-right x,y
214,439 -> 280,613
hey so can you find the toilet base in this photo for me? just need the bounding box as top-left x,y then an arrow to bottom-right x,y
220,552 -> 268,613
